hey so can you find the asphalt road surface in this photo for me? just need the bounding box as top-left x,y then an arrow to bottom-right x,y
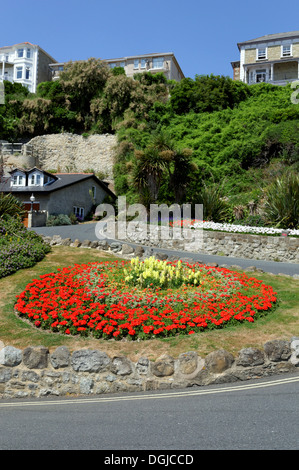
0,373 -> 298,451
31,223 -> 299,276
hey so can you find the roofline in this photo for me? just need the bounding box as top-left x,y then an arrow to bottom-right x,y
49,52 -> 185,78
237,31 -> 299,50
2,172 -> 116,199
0,42 -> 57,63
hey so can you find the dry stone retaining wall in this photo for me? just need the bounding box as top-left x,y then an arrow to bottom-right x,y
0,339 -> 298,398
42,232 -> 299,277
117,224 -> 299,264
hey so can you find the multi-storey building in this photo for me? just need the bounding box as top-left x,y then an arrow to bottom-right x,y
0,42 -> 57,93
231,31 -> 299,85
50,52 -> 184,82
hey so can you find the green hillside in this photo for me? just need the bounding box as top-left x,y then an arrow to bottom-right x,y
0,62 -> 298,228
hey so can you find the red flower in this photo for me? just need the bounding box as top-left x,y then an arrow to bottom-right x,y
14,260 -> 277,340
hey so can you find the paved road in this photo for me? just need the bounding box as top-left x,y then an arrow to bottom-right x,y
0,373 -> 298,450
31,223 -> 299,276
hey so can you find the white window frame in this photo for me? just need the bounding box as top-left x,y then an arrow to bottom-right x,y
17,48 -> 24,58
140,59 -> 146,69
26,48 -> 31,59
255,69 -> 267,83
281,44 -> 292,57
134,59 -> 139,69
152,57 -> 164,69
12,174 -> 25,186
16,66 -> 23,79
25,67 -> 30,80
257,47 -> 267,60
29,173 -> 41,186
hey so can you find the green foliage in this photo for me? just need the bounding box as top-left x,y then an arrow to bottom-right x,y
169,74 -> 252,114
197,182 -> 230,222
46,214 -> 72,226
0,193 -> 26,218
263,172 -> 299,229
0,81 -> 30,140
0,215 -> 51,278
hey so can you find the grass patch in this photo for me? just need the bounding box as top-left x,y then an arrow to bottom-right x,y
0,245 -> 298,361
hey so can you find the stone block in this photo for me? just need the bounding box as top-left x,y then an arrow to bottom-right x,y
178,351 -> 198,375
264,340 -> 291,362
71,349 -> 111,372
50,346 -> 70,369
151,354 -> 175,377
0,346 -> 22,367
23,346 -> 49,369
236,347 -> 265,367
111,356 -> 133,376
204,349 -> 234,374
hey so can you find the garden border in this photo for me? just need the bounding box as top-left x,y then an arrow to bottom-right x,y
2,232 -> 297,399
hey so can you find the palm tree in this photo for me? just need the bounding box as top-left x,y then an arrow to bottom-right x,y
130,131 -> 194,207
131,147 -> 168,207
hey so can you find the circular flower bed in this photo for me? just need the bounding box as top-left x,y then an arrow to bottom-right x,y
15,257 -> 277,340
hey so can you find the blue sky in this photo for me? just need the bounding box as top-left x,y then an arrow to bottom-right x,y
1,0 -> 299,79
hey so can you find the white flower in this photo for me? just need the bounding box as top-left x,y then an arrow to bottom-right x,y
192,221 -> 299,237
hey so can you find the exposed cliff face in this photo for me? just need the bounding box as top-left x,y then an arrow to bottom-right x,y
2,133 -> 117,183
29,133 -> 117,181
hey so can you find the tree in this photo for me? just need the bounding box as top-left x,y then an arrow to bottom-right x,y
169,74 -> 251,115
129,131 -> 194,207
58,58 -> 110,127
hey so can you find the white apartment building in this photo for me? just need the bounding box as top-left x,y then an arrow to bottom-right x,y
0,42 -> 57,93
232,31 -> 299,85
50,52 -> 184,82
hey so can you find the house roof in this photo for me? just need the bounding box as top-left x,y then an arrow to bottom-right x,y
0,42 -> 57,63
0,169 -> 116,199
237,30 -> 299,49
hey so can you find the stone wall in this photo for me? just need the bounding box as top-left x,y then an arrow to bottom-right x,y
0,338 -> 298,399
41,233 -> 299,279
117,224 -> 299,264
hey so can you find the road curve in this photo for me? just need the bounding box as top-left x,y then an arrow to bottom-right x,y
31,223 -> 299,276
0,372 -> 298,450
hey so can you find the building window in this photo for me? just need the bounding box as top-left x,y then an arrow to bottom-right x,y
17,48 -> 24,58
256,69 -> 266,83
12,174 -> 24,186
134,59 -> 139,69
91,186 -> 96,199
257,48 -> 266,60
29,173 -> 41,185
26,48 -> 31,59
109,63 -> 116,69
153,57 -> 164,69
73,206 -> 84,220
282,45 -> 291,57
25,67 -> 30,80
140,59 -> 146,69
16,67 -> 23,79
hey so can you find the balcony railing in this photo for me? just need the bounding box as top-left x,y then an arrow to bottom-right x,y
248,77 -> 299,86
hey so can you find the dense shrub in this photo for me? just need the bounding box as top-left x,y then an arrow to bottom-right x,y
0,216 -> 51,278
263,172 -> 299,229
46,214 -> 72,226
